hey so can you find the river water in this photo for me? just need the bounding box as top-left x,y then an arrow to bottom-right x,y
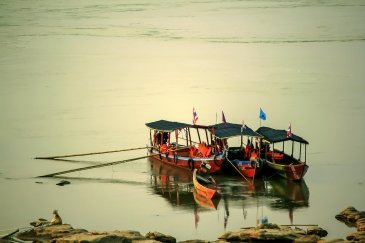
1,0 -> 365,241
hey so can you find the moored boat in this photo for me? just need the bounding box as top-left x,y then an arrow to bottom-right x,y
192,169 -> 220,199
256,126 -> 309,181
145,120 -> 225,174
213,122 -> 265,178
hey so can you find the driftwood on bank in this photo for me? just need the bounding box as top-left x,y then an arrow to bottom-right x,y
0,229 -> 19,240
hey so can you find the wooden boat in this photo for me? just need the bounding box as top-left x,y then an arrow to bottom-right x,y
192,169 -> 220,199
256,126 -> 309,181
146,120 -> 225,174
213,122 -> 265,178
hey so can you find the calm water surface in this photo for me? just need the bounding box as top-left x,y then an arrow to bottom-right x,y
1,0 -> 365,241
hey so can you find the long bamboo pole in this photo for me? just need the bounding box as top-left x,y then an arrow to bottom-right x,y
37,153 -> 159,178
225,157 -> 252,184
35,146 -> 153,160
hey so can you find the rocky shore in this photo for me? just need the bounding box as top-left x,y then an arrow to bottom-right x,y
2,206 -> 364,243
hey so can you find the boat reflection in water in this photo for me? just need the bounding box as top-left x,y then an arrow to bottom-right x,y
147,157 -> 309,229
149,157 -> 221,207
262,177 -> 310,224
193,189 -> 220,210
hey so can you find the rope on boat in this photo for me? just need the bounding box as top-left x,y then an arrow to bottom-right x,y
37,153 -> 161,178
34,146 -> 153,160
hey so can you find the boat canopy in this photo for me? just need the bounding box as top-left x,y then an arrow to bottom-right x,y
145,120 -> 189,132
213,122 -> 262,139
256,126 -> 309,144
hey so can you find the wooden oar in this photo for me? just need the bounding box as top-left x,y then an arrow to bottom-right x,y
35,146 -> 153,160
37,153 -> 159,178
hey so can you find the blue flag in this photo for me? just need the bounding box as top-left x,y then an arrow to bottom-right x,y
259,108 -> 266,121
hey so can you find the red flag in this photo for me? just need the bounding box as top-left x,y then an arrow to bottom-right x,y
222,111 -> 227,123
287,123 -> 292,138
193,108 -> 198,125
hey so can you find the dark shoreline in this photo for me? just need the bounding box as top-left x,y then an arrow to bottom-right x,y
2,206 -> 364,243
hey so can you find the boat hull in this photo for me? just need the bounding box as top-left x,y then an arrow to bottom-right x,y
148,148 -> 224,174
265,159 -> 308,181
234,158 -> 265,178
192,169 -> 219,199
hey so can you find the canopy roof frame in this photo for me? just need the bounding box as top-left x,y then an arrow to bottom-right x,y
145,119 -> 190,132
212,122 -> 262,139
256,126 -> 309,145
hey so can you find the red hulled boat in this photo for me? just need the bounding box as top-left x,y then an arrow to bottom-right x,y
145,120 -> 226,174
256,126 -> 309,181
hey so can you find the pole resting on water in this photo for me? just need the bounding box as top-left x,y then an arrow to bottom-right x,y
35,146 -> 152,160
225,157 -> 252,184
37,154 -> 159,178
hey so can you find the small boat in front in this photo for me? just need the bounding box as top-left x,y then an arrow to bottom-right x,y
192,169 -> 220,199
256,126 -> 309,181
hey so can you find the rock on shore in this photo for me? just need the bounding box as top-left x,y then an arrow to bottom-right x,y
16,224 -> 176,243
335,206 -> 365,242
15,223 -> 330,243
8,206 -> 365,243
218,223 -> 329,243
17,224 -> 87,242
335,206 -> 365,231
